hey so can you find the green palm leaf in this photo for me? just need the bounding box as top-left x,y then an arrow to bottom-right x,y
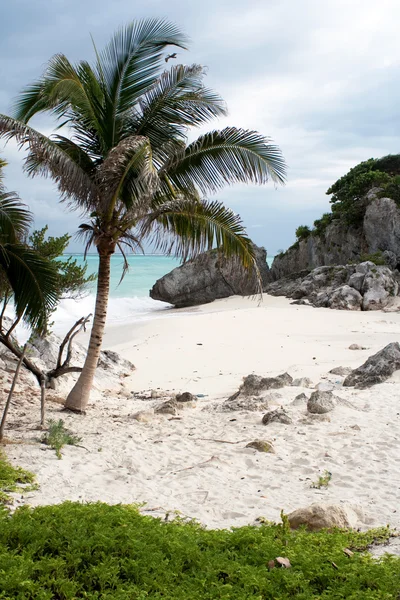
96,135 -> 158,214
0,192 -> 32,243
132,64 -> 227,154
163,127 -> 286,194
0,115 -> 98,211
98,19 -> 188,147
143,196 -> 257,270
0,244 -> 59,332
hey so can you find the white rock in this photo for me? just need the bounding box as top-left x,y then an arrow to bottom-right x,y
287,503 -> 365,531
131,408 -> 155,423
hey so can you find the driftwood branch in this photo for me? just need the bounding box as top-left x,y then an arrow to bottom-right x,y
5,313 -> 23,340
0,332 -> 43,384
56,314 -> 91,370
0,313 -> 92,388
40,374 -> 47,428
0,344 -> 27,442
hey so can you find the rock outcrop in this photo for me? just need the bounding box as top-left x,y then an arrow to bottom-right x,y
307,391 -> 335,414
26,332 -> 135,398
266,262 -> 400,311
150,244 -> 271,308
271,193 -> 400,280
343,342 -> 400,388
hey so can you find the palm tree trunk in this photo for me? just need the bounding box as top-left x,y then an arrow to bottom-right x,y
64,249 -> 112,412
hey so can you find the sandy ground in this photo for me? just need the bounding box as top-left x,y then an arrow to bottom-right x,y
4,295 -> 400,542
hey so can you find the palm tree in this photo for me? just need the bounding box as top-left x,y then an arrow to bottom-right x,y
0,19 -> 286,412
0,161 -> 58,336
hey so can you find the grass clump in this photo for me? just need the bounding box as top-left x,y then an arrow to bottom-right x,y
0,450 -> 36,505
359,252 -> 387,266
0,502 -> 398,599
311,469 -> 332,489
41,419 -> 81,459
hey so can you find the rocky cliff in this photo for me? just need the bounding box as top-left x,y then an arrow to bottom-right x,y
271,192 -> 400,280
266,262 -> 400,311
150,244 -> 271,307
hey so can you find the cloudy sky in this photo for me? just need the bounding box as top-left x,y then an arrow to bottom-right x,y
1,0 -> 399,255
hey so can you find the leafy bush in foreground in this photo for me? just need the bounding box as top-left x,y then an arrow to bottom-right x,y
0,450 -> 36,504
0,502 -> 398,599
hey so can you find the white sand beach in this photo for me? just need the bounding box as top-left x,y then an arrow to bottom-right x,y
5,295 -> 400,535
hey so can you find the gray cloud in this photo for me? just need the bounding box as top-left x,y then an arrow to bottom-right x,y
1,0 -> 399,253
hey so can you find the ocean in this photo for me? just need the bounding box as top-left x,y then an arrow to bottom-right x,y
52,253 -> 273,334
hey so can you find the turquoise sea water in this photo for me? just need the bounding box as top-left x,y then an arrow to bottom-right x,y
51,253 -> 273,332
70,254 -> 181,298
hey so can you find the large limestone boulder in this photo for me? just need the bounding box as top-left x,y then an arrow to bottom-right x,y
327,285 -> 362,310
150,244 -> 271,308
287,503 -> 365,531
343,342 -> 400,388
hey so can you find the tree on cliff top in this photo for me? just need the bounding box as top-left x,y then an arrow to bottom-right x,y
0,19 -> 286,412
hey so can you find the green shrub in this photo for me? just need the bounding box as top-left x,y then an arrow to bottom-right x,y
0,502 -> 398,599
312,212 -> 334,236
359,252 -> 386,266
295,225 -> 312,241
379,175 -> 400,206
41,419 -> 81,459
326,154 -> 400,226
0,450 -> 36,504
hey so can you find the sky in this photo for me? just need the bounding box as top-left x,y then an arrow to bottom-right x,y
1,0 -> 399,255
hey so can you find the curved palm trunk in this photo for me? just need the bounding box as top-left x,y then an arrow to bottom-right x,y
64,249 -> 112,412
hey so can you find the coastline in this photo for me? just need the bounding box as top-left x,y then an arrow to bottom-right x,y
6,294 -> 400,535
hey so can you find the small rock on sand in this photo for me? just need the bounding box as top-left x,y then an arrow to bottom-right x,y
131,408 -> 155,423
329,366 -> 352,377
344,342 -> 400,388
229,373 -> 293,401
291,393 -> 309,406
291,377 -> 313,388
262,408 -> 292,425
349,343 -> 366,350
176,392 -> 196,403
287,503 -> 365,531
307,391 -> 335,414
155,400 -> 178,415
245,440 -> 275,453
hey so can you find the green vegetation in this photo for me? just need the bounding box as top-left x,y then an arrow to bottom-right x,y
283,154 -> 400,255
29,226 -> 96,300
295,225 -> 312,241
41,419 -> 81,459
0,502 -> 398,598
312,212 -> 334,236
327,154 -> 400,227
359,252 -> 387,266
311,469 -> 332,489
0,19 -> 286,412
0,161 -> 58,335
0,450 -> 36,504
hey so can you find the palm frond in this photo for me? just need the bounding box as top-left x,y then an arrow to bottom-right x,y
97,18 -> 188,146
0,115 -> 98,212
13,54 -> 103,129
142,196 -> 258,271
131,64 -> 227,153
0,192 -> 32,243
0,244 -> 59,332
96,135 -> 159,215
163,127 -> 287,194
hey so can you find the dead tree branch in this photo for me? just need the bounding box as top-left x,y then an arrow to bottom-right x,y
0,344 -> 27,442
